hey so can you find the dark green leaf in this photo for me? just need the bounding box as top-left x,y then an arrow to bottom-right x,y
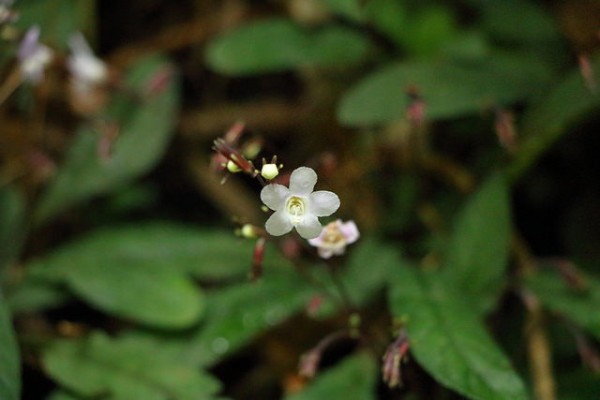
444,173 -> 511,313
525,269 -> 600,341
507,54 -> 600,182
285,352 -> 377,400
389,266 -> 528,400
481,0 -> 560,43
44,332 -> 221,399
205,18 -> 371,75
0,296 -> 20,400
16,0 -> 96,49
363,0 -> 407,47
0,187 -> 26,274
7,279 -> 70,314
34,56 -> 179,223
316,238 -> 401,318
322,0 -> 364,22
183,267 -> 316,366
338,56 -> 551,126
400,5 -> 458,57
46,391 -> 80,400
26,224 -> 207,329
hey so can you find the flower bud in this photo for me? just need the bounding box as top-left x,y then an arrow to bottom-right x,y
240,224 -> 258,239
260,163 -> 280,180
226,160 -> 242,173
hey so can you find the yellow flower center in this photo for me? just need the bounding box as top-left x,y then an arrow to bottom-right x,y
286,196 -> 306,225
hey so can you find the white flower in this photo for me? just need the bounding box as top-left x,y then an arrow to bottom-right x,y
67,32 -> 108,91
308,219 -> 360,258
260,167 -> 340,239
18,26 -> 53,84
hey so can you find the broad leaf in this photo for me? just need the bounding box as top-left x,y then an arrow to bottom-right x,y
0,297 -> 20,400
34,55 -> 179,223
444,173 -> 511,313
285,352 -> 377,400
338,56 -> 552,126
44,332 -> 221,399
183,267 -> 316,366
25,224 -> 207,329
507,54 -> 600,182
525,269 -> 600,341
31,223 -> 254,282
388,266 -> 528,400
205,18 -> 371,75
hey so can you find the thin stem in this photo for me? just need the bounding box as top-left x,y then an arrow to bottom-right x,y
0,67 -> 22,105
513,233 -> 557,400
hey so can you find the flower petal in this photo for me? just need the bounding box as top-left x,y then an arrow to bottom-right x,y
260,183 -> 289,211
289,167 -> 317,196
310,191 -> 340,216
265,210 -> 293,236
340,220 -> 360,243
295,214 -> 323,239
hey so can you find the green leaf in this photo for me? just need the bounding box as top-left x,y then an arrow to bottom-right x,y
388,266 -> 528,400
401,5 -> 458,57
46,390 -> 80,400
205,18 -> 371,75
525,269 -> 600,341
316,238 -> 401,318
44,332 -> 221,400
34,223 -> 253,282
16,0 -> 96,49
338,56 -> 551,126
183,268 -> 316,366
322,0 -> 364,22
481,0 -> 560,44
0,296 -> 20,400
507,54 -> 600,182
34,55 -> 179,223
285,352 -> 377,400
26,224 -> 206,329
0,187 -> 26,274
443,173 -> 511,313
7,279 -> 70,314
363,0 -> 407,48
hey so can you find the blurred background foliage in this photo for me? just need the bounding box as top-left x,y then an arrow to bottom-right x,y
1,0 -> 600,399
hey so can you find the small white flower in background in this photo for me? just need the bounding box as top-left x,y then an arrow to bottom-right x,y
0,0 -> 17,24
308,219 -> 360,259
67,32 -> 108,91
260,166 -> 340,239
18,26 -> 53,84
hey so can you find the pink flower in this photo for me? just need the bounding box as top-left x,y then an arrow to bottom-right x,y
308,219 -> 359,259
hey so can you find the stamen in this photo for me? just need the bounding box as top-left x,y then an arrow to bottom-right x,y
286,196 -> 306,225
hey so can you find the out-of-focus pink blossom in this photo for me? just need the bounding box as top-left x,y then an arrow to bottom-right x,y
18,26 -> 53,83
308,219 -> 359,259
